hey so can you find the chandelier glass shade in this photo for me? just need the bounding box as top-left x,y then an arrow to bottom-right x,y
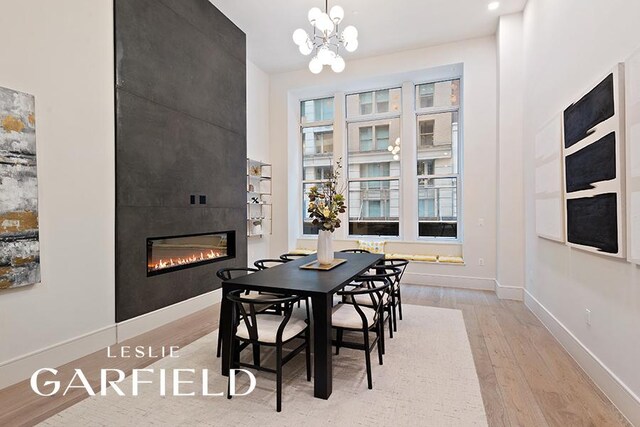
292,1 -> 358,74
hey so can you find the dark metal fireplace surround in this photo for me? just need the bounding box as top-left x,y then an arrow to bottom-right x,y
115,0 -> 247,322
147,231 -> 236,277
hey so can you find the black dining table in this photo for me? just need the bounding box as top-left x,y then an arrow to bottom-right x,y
219,251 -> 383,399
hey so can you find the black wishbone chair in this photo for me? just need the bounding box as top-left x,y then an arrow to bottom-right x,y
279,253 -> 308,262
226,290 -> 311,412
254,258 -> 288,270
345,267 -> 401,340
331,273 -> 393,390
339,248 -> 371,253
215,268 -> 281,358
374,259 -> 409,332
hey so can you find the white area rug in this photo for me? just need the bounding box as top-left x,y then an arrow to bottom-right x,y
41,305 -> 487,426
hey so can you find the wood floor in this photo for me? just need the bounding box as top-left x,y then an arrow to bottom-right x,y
0,285 -> 630,426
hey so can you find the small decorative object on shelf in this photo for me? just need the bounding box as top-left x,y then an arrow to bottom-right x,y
249,165 -> 261,176
247,158 -> 272,237
307,158 -> 345,264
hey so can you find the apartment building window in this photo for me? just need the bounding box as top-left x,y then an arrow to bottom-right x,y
419,120 -> 435,147
351,89 -> 399,117
346,88 -> 402,236
416,79 -> 461,238
301,97 -> 334,235
359,124 -> 390,152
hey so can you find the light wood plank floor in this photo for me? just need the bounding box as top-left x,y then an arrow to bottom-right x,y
0,285 -> 630,426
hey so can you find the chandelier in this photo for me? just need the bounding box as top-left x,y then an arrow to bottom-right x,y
292,1 -> 359,74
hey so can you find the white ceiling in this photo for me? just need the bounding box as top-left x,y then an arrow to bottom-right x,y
209,0 -> 527,74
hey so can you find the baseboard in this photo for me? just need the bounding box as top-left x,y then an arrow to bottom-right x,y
524,290 -> 640,426
403,272 -> 495,290
494,280 -> 524,301
116,288 -> 221,342
0,325 -> 116,390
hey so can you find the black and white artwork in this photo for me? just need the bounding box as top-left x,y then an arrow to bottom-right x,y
562,64 -> 625,257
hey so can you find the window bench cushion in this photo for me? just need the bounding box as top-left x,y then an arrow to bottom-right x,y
291,249 -> 463,265
438,256 -> 465,264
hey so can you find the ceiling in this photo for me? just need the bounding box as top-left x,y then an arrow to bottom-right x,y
209,0 -> 528,74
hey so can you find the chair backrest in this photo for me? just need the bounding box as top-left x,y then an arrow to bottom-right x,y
216,267 -> 259,281
254,259 -> 288,270
226,290 -> 305,343
340,249 -> 370,254
337,270 -> 397,328
279,253 -> 308,262
375,259 -> 408,287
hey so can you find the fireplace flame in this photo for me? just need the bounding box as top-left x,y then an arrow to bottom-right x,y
148,249 -> 223,272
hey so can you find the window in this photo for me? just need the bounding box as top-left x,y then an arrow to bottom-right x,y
415,79 -> 459,110
417,83 -> 434,108
359,92 -> 373,115
297,77 -> 463,242
376,90 -> 389,113
416,79 -> 461,239
301,97 -> 334,235
359,127 -> 373,151
347,88 -> 401,118
417,159 -> 435,176
347,87 -> 402,237
301,98 -> 333,124
358,125 -> 391,152
419,120 -> 434,147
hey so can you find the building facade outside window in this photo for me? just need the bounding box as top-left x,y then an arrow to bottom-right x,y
346,88 -> 402,236
299,77 -> 462,241
300,97 -> 334,235
416,79 -> 460,238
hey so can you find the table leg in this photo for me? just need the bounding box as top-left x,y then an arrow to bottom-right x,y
220,286 -> 232,376
311,293 -> 333,399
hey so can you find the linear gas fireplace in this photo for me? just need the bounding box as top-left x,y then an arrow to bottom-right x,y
146,231 -> 235,276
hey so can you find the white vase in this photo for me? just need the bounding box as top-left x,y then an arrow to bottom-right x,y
317,229 -> 334,265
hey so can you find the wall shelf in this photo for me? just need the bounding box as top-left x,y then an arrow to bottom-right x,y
247,158 -> 272,237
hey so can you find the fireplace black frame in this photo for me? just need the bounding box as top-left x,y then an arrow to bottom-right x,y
146,230 -> 236,277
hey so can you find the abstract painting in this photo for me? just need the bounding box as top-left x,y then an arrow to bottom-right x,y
562,64 -> 625,258
0,86 -> 40,289
535,114 -> 565,242
625,48 -> 640,264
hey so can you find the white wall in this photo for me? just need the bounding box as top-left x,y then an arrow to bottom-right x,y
522,0 -> 640,422
496,14 -> 525,299
269,36 -> 498,284
0,0 -> 116,388
246,59 -> 272,263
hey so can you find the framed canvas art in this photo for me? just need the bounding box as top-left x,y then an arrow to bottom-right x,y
625,48 -> 640,264
562,64 -> 626,258
0,86 -> 40,289
535,114 -> 565,242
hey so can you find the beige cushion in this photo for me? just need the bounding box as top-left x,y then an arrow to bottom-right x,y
348,292 -> 389,307
236,315 -> 307,343
289,248 -> 315,255
357,240 -> 386,254
332,303 -> 376,329
438,256 -> 464,264
412,254 -> 438,262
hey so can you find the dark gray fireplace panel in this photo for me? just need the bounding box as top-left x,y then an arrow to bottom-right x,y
115,0 -> 246,136
116,90 -> 246,208
115,0 -> 247,322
